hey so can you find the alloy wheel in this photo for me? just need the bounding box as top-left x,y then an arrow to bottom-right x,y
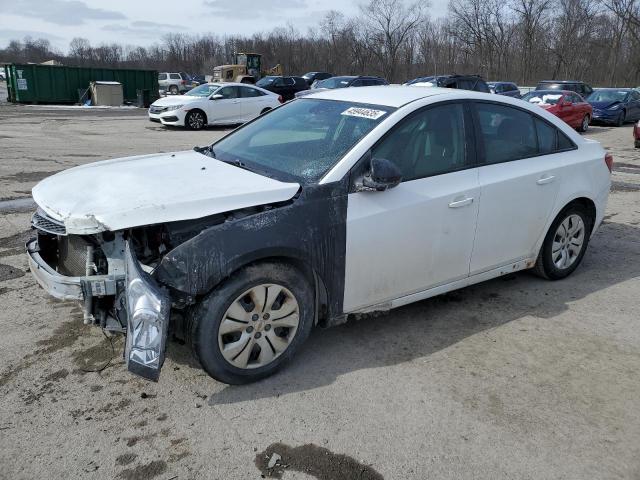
552,214 -> 585,269
188,112 -> 204,129
217,284 -> 300,369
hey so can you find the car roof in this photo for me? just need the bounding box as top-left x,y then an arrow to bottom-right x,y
304,85 -> 468,107
594,87 -> 630,90
526,89 -> 572,95
538,80 -> 583,84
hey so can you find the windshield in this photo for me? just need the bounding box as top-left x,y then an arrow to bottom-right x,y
185,84 -> 221,97
209,99 -> 394,182
522,91 -> 563,105
256,77 -> 277,87
316,77 -> 352,89
588,89 -> 629,102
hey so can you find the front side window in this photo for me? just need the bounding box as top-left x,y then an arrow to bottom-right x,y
372,103 -> 467,182
211,99 -> 394,182
218,86 -> 239,99
475,102 -> 537,163
158,73 -> 167,80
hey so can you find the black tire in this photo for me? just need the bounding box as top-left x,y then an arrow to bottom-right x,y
635,139 -> 640,149
578,114 -> 590,132
260,107 -> 271,115
169,85 -> 179,95
615,110 -> 625,127
185,110 -> 206,130
188,262 -> 314,384
532,204 -> 593,280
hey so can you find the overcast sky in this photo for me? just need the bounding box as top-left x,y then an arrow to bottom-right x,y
0,0 -> 449,52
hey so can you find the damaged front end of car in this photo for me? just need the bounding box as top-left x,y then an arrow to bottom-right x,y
27,209 -> 171,381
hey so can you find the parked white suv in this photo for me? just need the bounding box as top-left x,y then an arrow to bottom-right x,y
27,86 -> 611,384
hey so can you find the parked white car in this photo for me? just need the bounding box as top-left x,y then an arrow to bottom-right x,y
27,86 -> 611,384
148,82 -> 282,129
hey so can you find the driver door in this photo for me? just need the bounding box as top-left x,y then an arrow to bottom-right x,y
343,102 -> 480,312
206,86 -> 241,124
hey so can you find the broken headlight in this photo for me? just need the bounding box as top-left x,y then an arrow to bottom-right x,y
124,241 -> 170,381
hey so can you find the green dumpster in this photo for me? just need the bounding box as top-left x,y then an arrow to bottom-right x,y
5,64 -> 159,105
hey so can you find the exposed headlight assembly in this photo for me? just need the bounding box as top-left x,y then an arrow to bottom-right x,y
165,104 -> 183,111
124,242 -> 170,381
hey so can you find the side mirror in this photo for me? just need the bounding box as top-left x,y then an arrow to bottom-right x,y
210,94 -> 223,100
357,157 -> 402,192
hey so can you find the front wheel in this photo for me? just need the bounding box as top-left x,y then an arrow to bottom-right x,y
188,262 -> 314,384
615,111 -> 625,127
578,114 -> 590,132
533,205 -> 592,280
185,110 -> 206,130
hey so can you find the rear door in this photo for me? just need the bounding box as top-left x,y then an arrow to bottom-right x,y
238,85 -> 268,121
469,101 -> 564,273
344,102 -> 480,311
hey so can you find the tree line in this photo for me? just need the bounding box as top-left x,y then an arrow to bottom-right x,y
2,0 -> 639,87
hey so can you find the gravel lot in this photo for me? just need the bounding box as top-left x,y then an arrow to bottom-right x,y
1,90 -> 639,480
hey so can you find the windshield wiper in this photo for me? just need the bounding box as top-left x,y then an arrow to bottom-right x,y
193,145 -> 216,158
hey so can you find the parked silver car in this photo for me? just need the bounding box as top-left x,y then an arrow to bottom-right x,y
158,72 -> 197,95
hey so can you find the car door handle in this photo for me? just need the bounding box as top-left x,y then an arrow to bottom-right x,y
536,175 -> 556,185
448,196 -> 474,208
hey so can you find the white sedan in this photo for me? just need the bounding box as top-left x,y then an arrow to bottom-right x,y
28,86 -> 611,384
148,82 -> 282,130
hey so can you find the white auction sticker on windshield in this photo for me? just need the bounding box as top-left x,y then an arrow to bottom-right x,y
341,107 -> 387,120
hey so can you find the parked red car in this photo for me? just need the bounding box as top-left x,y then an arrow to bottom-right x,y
522,89 -> 592,132
634,120 -> 640,148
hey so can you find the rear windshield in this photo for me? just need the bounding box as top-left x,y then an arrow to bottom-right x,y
210,99 -> 394,182
522,91 -> 563,105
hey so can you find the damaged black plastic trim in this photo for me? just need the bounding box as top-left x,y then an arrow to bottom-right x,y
154,180 -> 348,324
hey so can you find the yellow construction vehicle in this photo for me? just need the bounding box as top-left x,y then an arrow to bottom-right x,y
212,53 -> 282,84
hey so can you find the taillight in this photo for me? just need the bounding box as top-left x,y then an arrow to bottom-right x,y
278,95 -> 284,104
181,80 -> 186,85
605,153 -> 613,173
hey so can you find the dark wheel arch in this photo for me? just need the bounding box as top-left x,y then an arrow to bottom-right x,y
532,197 -> 596,279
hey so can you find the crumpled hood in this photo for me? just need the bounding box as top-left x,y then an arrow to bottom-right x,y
32,150 -> 300,234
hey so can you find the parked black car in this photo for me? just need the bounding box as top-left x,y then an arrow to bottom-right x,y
302,72 -> 333,86
256,76 -> 309,101
405,74 -> 490,93
535,80 -> 593,97
294,75 -> 389,98
487,81 -> 521,98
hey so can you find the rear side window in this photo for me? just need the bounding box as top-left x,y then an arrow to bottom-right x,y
535,118 -> 576,153
372,103 -> 468,181
535,118 -> 557,154
475,103 -> 537,163
239,86 -> 265,98
294,78 -> 306,87
169,73 -> 181,80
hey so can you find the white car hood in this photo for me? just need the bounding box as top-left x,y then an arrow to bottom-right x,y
152,96 -> 200,107
32,150 -> 300,234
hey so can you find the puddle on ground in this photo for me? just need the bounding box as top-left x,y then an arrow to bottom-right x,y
255,442 -> 384,480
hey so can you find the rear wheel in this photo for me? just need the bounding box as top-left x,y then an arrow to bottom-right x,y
189,262 -> 314,384
533,204 -> 592,280
635,139 -> 640,149
185,110 -> 206,130
578,114 -> 590,132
